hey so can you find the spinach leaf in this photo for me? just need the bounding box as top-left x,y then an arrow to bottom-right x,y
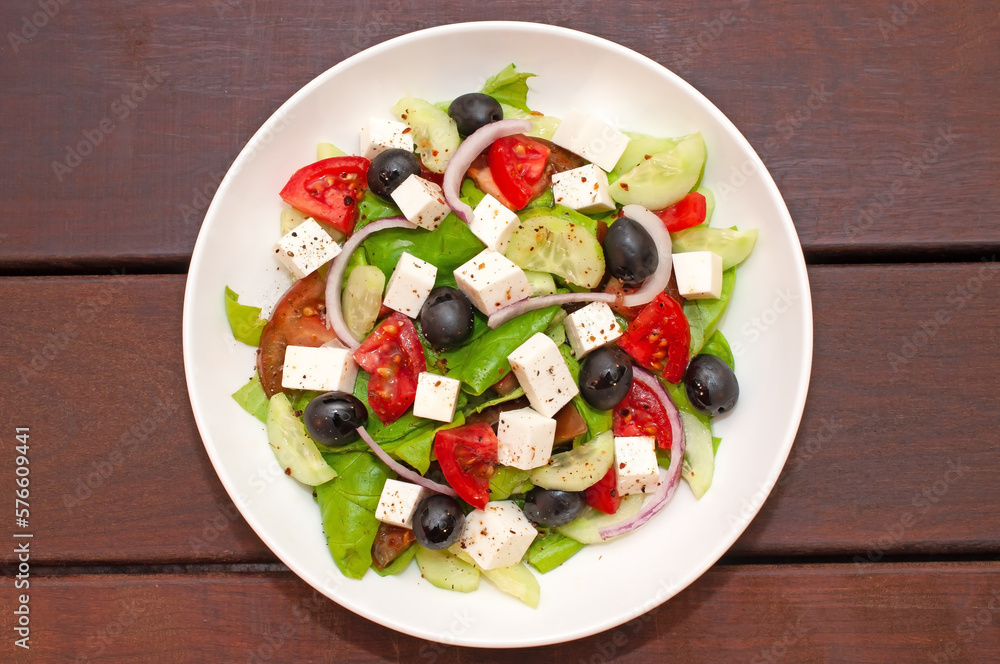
559,345 -> 613,437
231,372 -> 269,422
481,63 -> 536,112
443,307 -> 559,395
362,213 -> 484,286
460,177 -> 487,210
372,544 -> 417,577
664,378 -> 711,429
355,192 -> 402,231
527,532 -> 585,573
316,451 -> 392,579
685,267 -> 736,355
700,330 -> 735,369
224,286 -> 266,346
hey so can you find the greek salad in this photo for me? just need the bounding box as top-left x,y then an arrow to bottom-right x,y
225,64 -> 757,607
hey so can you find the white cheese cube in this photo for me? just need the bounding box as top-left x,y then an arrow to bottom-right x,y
550,109 -> 630,172
551,164 -> 616,213
375,479 -> 430,529
469,194 -> 520,252
382,251 -> 437,318
453,249 -> 532,316
413,372 -> 461,423
507,333 -> 579,418
564,302 -> 623,358
280,345 -> 358,392
672,251 -> 723,300
497,407 -> 557,470
614,436 -> 661,496
359,117 -> 414,159
390,174 -> 452,231
457,501 -> 537,570
273,218 -> 342,279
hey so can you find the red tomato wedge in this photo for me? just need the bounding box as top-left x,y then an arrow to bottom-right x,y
279,156 -> 370,235
585,468 -> 622,515
257,270 -> 339,397
617,292 -> 691,383
656,191 -> 707,232
434,423 -> 499,509
613,377 -> 674,451
487,134 -> 551,210
352,313 -> 426,424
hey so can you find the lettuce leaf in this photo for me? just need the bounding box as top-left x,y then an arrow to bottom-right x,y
481,64 -> 536,112
231,373 -> 269,422
224,286 -> 266,346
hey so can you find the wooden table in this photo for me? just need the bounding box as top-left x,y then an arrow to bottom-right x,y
3,2 -> 999,661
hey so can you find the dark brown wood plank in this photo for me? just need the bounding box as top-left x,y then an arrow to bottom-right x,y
3,564 -> 999,662
0,263 -> 998,565
0,1 -> 997,268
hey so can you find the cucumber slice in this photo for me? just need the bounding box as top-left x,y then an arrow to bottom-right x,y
523,270 -> 557,297
414,546 -> 480,593
555,495 -> 645,544
499,104 -> 561,140
450,547 -> 540,608
610,133 -> 706,210
530,431 -> 614,491
316,142 -> 346,160
680,411 -> 715,499
341,265 -> 385,342
697,186 -> 715,226
612,132 -> 680,176
266,393 -> 337,486
671,226 -> 758,270
391,97 -> 460,174
279,207 -> 310,236
505,215 -> 605,289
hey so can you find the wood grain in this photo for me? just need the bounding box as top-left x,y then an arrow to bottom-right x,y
0,0 -> 997,269
3,563 -> 1000,662
1,264 -> 997,566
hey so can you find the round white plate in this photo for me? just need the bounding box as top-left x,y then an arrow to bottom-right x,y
182,21 -> 812,648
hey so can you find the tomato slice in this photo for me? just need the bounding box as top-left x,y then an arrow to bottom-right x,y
617,292 -> 691,383
656,191 -> 707,232
256,270 -> 339,397
352,312 -> 426,424
585,468 -> 622,515
434,423 -> 499,509
279,156 -> 370,235
371,522 -> 415,570
487,134 -> 551,210
613,377 -> 673,450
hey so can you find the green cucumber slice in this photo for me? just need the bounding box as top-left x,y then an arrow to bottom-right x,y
266,393 -> 336,486
680,411 -> 715,499
414,546 -> 480,593
391,97 -> 460,174
341,265 -> 385,342
671,226 -> 758,270
505,215 -> 605,289
530,431 -> 614,491
610,133 -> 706,210
555,495 -> 645,544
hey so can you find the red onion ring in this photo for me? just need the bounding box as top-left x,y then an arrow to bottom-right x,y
442,119 -> 533,223
487,291 -> 618,329
620,204 -> 673,308
324,217 -> 417,348
358,425 -> 458,498
597,366 -> 685,539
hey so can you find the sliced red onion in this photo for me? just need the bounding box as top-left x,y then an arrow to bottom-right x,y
442,119 -> 533,223
324,217 -> 416,348
487,291 -> 618,329
619,204 -> 673,308
358,426 -> 458,498
597,367 -> 686,540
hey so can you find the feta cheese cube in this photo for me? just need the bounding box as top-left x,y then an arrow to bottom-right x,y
672,251 -> 724,300
507,333 -> 579,418
280,345 -> 358,392
614,436 -> 661,496
359,117 -> 413,159
457,501 -> 537,570
413,372 -> 461,423
551,164 -> 616,213
273,218 -> 342,279
469,194 -> 520,252
375,479 -> 430,529
497,407 -> 557,470
382,251 -> 437,318
390,174 -> 452,231
453,249 -> 532,316
550,109 -> 630,172
564,302 -> 623,358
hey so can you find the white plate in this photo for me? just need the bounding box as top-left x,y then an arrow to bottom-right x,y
182,21 -> 812,648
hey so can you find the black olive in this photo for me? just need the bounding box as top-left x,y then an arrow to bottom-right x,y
603,217 -> 658,286
303,392 -> 368,446
367,148 -> 421,199
419,287 -> 475,350
684,354 -> 739,416
448,93 -> 503,137
578,346 -> 633,410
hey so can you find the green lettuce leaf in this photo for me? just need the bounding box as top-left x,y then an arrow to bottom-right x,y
362,213 -> 484,287
481,63 -> 536,112
489,465 -> 532,501
700,330 -> 735,370
559,345 -> 613,437
355,192 -> 402,231
372,544 -> 417,577
224,286 -> 267,346
231,373 -> 269,422
684,267 -> 736,355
